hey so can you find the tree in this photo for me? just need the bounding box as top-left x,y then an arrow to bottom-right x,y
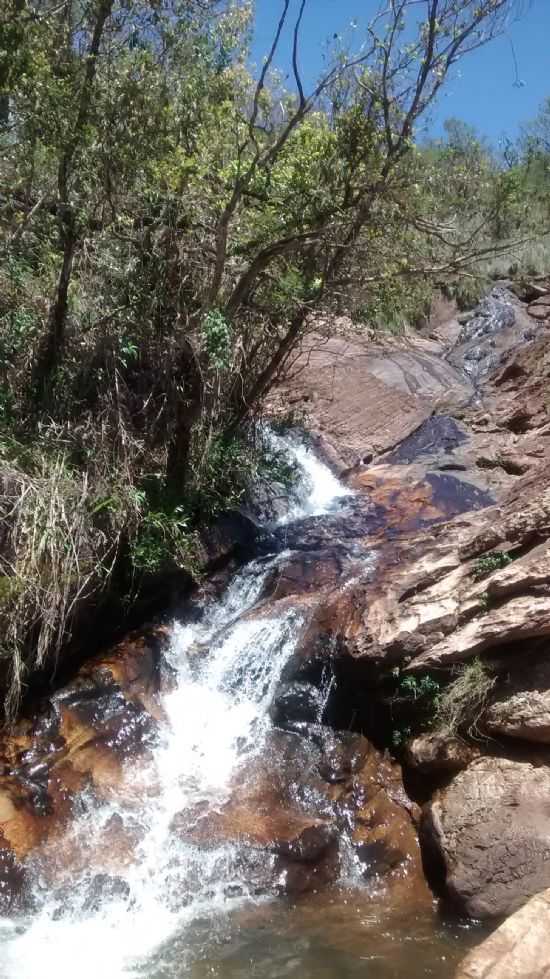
161,0 -> 519,488
0,0 -> 535,716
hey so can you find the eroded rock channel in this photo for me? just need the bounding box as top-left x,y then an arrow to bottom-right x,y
1,282 -> 550,977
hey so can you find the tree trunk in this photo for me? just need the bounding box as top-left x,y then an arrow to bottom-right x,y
229,307 -> 308,432
165,338 -> 204,496
32,0 -> 113,404
33,210 -> 76,401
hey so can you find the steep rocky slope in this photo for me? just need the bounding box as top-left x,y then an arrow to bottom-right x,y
1,281 -> 550,968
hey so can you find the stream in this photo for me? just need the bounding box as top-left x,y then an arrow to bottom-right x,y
0,434 -> 481,978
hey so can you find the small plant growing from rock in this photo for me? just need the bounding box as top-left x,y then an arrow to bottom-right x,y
478,591 -> 491,614
399,673 -> 441,703
392,725 -> 412,748
390,672 -> 441,749
472,551 -> 512,581
435,658 -> 495,738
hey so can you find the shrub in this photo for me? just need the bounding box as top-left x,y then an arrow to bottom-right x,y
435,658 -> 495,737
472,551 -> 512,580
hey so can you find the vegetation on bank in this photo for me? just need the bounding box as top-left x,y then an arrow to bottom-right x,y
391,658 -> 496,748
0,0 -> 549,717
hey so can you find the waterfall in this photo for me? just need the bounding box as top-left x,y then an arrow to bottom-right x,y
264,428 -> 351,525
0,431 -> 352,979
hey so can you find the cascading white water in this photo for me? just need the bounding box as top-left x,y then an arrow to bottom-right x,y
0,432 -> 352,979
264,428 -> 351,525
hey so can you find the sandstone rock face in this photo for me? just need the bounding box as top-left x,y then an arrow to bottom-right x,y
405,733 -> 479,775
315,473 -> 550,672
272,330 -> 473,470
484,653 -> 550,744
424,757 -> 550,919
455,888 -> 550,979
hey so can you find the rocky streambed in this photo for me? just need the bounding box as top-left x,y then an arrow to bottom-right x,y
1,279 -> 550,977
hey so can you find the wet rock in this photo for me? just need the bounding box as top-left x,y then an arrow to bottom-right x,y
0,837 -> 30,914
270,681 -> 324,729
384,416 -> 469,466
81,873 -> 131,912
349,464 -> 494,536
455,888 -> 550,979
447,288 -> 519,381
405,733 -> 479,775
317,730 -> 369,783
0,627 -> 168,878
259,545 -> 369,603
353,839 -> 403,877
198,509 -> 264,568
334,738 -> 429,903
269,502 -> 382,553
170,728 -> 334,874
273,822 -> 336,862
276,847 -> 340,896
423,757 -> 550,918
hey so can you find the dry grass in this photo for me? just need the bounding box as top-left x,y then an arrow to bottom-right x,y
435,658 -> 495,738
0,435 -> 140,721
483,235 -> 550,281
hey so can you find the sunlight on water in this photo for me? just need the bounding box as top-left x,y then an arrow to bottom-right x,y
265,429 -> 351,524
0,433 -> 352,979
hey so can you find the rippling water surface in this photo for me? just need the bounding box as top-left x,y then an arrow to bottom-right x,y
0,432 -> 480,978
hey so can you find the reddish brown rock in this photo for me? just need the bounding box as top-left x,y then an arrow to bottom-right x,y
0,626 -> 167,886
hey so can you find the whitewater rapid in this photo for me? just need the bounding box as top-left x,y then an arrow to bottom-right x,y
0,431 -> 352,979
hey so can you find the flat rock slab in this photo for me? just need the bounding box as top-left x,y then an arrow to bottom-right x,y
384,415 -> 469,465
410,593 -> 550,670
423,757 -> 550,919
275,333 -> 473,468
350,464 -> 494,536
455,888 -> 550,979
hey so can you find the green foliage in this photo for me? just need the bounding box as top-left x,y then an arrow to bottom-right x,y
0,0 -> 532,718
390,670 -> 441,749
201,310 -> 233,371
392,725 -> 412,748
130,506 -> 195,575
0,308 -> 39,367
186,426 -> 297,523
398,673 -> 441,704
472,551 -> 512,580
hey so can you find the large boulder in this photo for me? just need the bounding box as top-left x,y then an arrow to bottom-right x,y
0,625 -> 167,894
455,888 -> 550,979
170,729 -> 429,902
423,757 -> 550,918
484,653 -> 550,744
405,733 -> 479,776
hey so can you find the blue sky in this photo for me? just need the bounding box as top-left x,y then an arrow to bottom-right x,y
252,0 -> 550,146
